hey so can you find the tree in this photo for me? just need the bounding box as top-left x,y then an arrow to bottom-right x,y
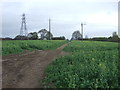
71,30 -> 82,40
38,29 -> 48,40
38,29 -> 53,40
85,35 -> 88,39
92,37 -> 108,41
108,32 -> 119,42
3,37 -> 13,40
45,31 -> 53,40
112,32 -> 119,42
27,32 -> 38,40
112,32 -> 117,37
14,35 -> 28,40
52,36 -> 66,40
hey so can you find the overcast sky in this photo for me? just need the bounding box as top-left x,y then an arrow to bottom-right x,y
1,0 -> 119,39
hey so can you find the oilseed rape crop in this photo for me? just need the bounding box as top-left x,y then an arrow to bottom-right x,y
44,41 -> 119,88
2,40 -> 67,55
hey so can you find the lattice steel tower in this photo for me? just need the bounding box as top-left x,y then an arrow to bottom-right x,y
20,13 -> 27,36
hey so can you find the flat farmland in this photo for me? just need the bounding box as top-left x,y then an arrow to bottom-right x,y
2,40 -> 67,55
1,40 -> 119,88
2,40 -> 68,88
44,41 -> 119,88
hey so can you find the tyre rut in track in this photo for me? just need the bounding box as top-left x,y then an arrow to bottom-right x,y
2,43 -> 69,88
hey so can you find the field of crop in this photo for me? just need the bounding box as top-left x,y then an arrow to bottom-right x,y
44,41 -> 119,88
2,40 -> 67,55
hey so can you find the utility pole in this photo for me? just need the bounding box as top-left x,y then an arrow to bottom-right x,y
81,22 -> 86,39
20,13 -> 27,36
81,23 -> 83,39
49,18 -> 51,40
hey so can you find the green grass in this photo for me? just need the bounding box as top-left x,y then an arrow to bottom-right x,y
2,40 -> 67,55
44,41 -> 119,88
64,41 -> 118,52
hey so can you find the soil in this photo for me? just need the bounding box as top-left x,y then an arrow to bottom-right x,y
2,43 -> 69,88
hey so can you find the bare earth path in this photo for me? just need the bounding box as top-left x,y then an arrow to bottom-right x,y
2,43 -> 69,88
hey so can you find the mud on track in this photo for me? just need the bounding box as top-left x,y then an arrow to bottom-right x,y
2,43 -> 69,88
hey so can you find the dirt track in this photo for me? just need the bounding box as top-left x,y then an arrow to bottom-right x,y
2,43 -> 69,88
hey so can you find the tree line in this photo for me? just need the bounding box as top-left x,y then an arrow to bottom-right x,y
1,29 -> 119,42
71,31 -> 120,42
14,29 -> 65,40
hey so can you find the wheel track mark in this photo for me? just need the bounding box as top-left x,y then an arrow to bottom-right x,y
2,42 -> 70,88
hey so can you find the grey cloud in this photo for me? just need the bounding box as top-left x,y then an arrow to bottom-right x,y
2,1 -> 118,39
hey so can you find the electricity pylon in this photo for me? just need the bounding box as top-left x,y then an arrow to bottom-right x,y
20,13 -> 27,36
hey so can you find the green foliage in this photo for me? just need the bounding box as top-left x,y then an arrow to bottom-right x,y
38,29 -> 53,40
28,32 -> 38,40
2,40 -> 67,55
108,35 -> 119,42
44,41 -> 119,88
52,36 -> 66,40
14,35 -> 28,40
64,41 -> 118,52
92,37 -> 108,41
